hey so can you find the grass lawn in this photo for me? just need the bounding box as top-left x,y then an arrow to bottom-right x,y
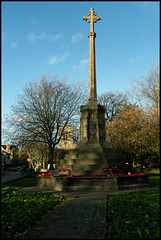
106,171 -> 160,239
148,175 -> 160,186
147,172 -> 160,186
1,187 -> 67,239
106,189 -> 160,239
4,170 -> 160,187
3,172 -> 38,187
3,171 -> 160,239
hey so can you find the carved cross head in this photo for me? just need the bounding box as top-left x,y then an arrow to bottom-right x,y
83,8 -> 101,32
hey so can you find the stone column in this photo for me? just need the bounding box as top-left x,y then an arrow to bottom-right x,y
83,8 -> 101,104
88,32 -> 97,104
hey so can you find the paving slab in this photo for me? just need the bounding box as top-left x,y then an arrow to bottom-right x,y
2,176 -> 158,239
22,192 -> 107,239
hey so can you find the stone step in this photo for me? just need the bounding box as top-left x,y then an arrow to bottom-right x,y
69,170 -> 107,175
63,150 -> 121,164
52,169 -> 107,175
78,152 -> 105,159
61,157 -> 107,166
64,153 -> 78,160
53,163 -> 110,174
61,159 -> 77,165
58,162 -> 108,171
77,158 -> 107,165
56,143 -> 121,176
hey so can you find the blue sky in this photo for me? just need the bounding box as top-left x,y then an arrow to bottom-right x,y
1,1 -> 159,120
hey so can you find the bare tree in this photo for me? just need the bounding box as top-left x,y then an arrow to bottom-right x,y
140,63 -> 160,110
126,63 -> 160,115
7,75 -> 87,170
98,91 -> 130,121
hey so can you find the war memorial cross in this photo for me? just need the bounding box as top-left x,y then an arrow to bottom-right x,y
83,7 -> 101,33
83,8 -> 101,103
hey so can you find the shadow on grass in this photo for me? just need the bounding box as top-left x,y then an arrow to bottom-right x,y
3,173 -> 39,187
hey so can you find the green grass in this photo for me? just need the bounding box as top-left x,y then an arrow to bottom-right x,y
4,173 -> 38,187
106,189 -> 160,239
146,172 -> 160,186
148,175 -> 160,186
5,170 -> 160,187
1,187 -> 67,239
3,171 -> 160,239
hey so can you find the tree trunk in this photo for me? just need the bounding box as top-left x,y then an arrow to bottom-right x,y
49,145 -> 54,170
43,157 -> 46,169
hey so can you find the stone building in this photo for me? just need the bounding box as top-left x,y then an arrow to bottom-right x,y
1,144 -> 18,165
58,126 -> 78,150
1,150 -> 11,165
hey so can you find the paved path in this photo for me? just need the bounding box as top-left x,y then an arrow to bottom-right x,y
2,173 -> 158,239
21,185 -> 159,240
22,191 -> 107,239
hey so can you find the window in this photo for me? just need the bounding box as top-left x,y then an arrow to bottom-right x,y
63,135 -> 68,141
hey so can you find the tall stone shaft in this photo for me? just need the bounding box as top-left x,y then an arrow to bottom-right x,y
83,8 -> 101,104
56,8 -> 121,176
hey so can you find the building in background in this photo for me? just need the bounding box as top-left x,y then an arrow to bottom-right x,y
1,149 -> 11,165
1,144 -> 18,166
58,126 -> 78,150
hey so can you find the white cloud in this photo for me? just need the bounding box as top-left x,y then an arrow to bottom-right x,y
129,56 -> 142,63
80,59 -> 88,65
73,58 -> 88,72
11,41 -> 18,48
53,33 -> 63,41
27,32 -> 63,43
47,52 -> 69,65
27,32 -> 45,42
71,33 -> 83,43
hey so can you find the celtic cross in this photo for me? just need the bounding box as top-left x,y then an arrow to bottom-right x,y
83,8 -> 101,33
83,8 -> 101,104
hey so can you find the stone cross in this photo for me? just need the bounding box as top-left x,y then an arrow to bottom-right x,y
83,8 -> 101,33
83,8 -> 101,104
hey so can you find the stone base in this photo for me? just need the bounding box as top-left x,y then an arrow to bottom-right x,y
56,145 -> 121,175
37,175 -> 149,192
56,102 -> 122,175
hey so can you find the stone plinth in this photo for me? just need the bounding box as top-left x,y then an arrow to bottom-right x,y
37,176 -> 118,192
37,175 -> 149,192
79,103 -> 106,145
57,102 -> 121,175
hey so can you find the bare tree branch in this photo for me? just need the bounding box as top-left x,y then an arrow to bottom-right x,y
6,75 -> 87,170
